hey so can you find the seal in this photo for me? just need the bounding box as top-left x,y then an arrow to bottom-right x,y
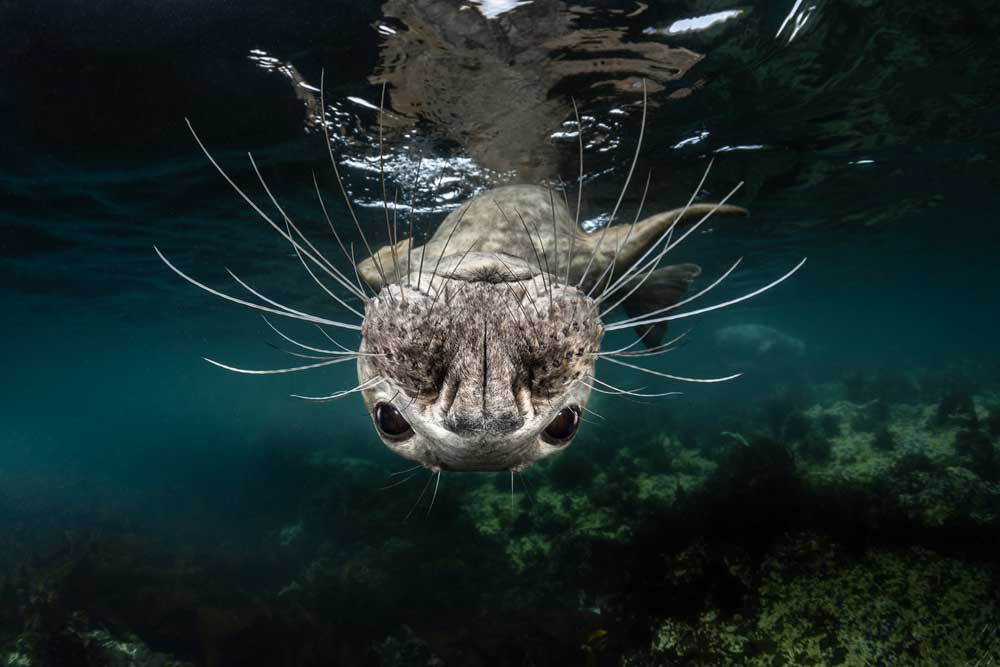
156,86 -> 805,475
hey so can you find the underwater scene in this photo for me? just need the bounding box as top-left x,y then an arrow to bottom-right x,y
3,0 -> 1000,664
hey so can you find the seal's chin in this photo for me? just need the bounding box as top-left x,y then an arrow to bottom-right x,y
422,435 -> 547,473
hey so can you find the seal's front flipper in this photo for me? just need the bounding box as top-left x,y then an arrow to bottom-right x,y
620,263 -> 701,348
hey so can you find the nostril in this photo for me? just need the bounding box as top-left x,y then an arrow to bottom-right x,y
445,410 -> 524,436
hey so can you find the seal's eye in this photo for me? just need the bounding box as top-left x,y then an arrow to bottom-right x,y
374,402 -> 413,441
541,406 -> 580,446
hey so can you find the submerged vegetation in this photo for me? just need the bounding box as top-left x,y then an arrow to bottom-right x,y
2,368 -> 998,666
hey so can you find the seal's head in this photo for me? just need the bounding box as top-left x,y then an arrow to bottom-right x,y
358,254 -> 602,472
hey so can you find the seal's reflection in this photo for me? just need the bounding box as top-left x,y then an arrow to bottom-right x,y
370,0 -> 705,182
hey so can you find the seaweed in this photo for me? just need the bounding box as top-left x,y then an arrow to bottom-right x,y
851,398 -> 890,432
932,389 -> 978,429
797,433 -> 833,463
954,429 -> 997,482
816,413 -> 842,438
871,427 -> 896,452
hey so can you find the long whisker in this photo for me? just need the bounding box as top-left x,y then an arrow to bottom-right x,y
588,170 -> 652,299
291,375 -> 385,401
314,324 -> 356,352
598,157 -> 715,303
606,258 -> 807,331
182,120 -> 371,315
388,464 -> 423,478
265,343 -> 343,361
510,471 -> 516,515
566,97 -> 584,286
282,214 -> 367,318
225,268 -> 358,328
577,79 -> 647,289
261,316 -> 367,356
377,81 -> 403,290
406,155 -> 425,288
405,471 -> 435,521
311,171 -> 371,298
155,247 -> 360,330
379,471 -> 420,491
603,257 -> 743,321
319,70 -> 389,289
426,471 -> 442,516
425,206 -> 470,296
205,354 -> 360,375
429,240 -> 479,310
493,254 -> 542,318
599,356 -> 742,383
598,327 -> 691,356
247,152 -> 367,306
598,181 -> 743,312
494,201 -> 550,298
516,208 -> 554,301
548,189 -> 560,284
586,375 -> 682,398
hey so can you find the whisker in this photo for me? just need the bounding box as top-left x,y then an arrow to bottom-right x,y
314,324 -> 356,352
429,240 -> 479,310
406,154 -> 425,288
261,316 -> 366,356
494,201 -> 550,298
598,327 -> 691,356
155,247 -> 360,330
265,343 -> 343,360
577,79 -> 647,290
204,354 -> 360,375
588,170 -> 652,299
311,172 -> 371,298
405,471 -> 435,521
606,258 -> 807,331
282,214 -> 368,319
319,70 -> 389,289
599,180 -> 743,309
510,471 -> 515,515
379,471 -> 420,491
291,375 -> 385,401
516,208 -> 554,301
182,120 -> 372,313
548,189 -> 560,284
377,81 -> 403,290
598,157 -> 715,303
389,464 -> 423,478
603,257 -> 743,321
586,375 -> 682,398
581,404 -> 606,420
425,206 -> 471,296
189,117 -> 360,302
426,470 -> 442,516
492,254 -> 543,319
247,152 -> 368,306
566,97 -> 584,286
600,356 -> 742,383
225,267 -> 359,329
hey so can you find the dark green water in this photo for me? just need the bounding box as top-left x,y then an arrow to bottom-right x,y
2,1 -> 999,665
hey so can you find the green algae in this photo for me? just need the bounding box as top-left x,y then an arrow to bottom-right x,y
628,535 -> 1000,667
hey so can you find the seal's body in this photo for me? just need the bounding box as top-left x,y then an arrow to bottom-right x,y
354,185 -> 746,471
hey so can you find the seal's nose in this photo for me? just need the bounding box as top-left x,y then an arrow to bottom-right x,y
445,409 -> 524,436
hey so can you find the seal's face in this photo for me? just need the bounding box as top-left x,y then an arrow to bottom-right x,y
358,266 -> 602,472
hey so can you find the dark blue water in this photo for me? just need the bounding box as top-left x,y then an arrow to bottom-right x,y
3,1 -> 999,665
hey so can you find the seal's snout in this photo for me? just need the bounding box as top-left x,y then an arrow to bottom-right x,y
444,409 -> 524,436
